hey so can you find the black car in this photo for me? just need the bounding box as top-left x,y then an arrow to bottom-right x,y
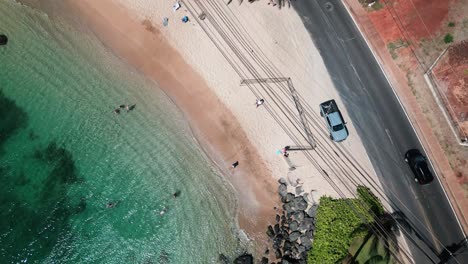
404,149 -> 434,185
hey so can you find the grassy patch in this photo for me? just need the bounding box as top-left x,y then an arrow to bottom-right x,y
387,39 -> 409,59
444,33 -> 454,44
448,22 -> 456,27
358,0 -> 384,11
404,69 -> 417,97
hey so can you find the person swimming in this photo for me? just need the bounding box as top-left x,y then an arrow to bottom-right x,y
159,206 -> 167,215
126,104 -> 136,112
173,190 -> 181,198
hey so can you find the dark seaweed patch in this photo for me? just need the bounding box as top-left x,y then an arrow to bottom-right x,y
0,90 -> 28,149
0,142 -> 84,262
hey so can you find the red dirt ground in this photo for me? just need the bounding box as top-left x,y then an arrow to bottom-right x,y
432,40 -> 468,137
368,0 -> 450,44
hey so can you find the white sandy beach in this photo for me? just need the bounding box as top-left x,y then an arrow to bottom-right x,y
62,0 -> 385,255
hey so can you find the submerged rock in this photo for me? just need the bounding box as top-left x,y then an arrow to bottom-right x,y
218,253 -> 229,264
0,34 -> 7,45
234,254 -> 253,264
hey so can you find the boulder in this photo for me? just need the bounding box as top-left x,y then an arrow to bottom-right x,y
278,177 -> 287,185
295,197 -> 308,211
272,241 -> 280,250
278,184 -> 287,198
293,211 -> 304,222
264,248 -> 270,255
306,230 -> 314,239
300,235 -> 312,248
289,220 -> 299,232
307,205 -> 318,218
0,34 -> 7,45
276,214 -> 280,222
303,193 -> 311,204
234,254 -> 253,264
274,223 -> 280,235
284,240 -> 293,251
274,234 -> 284,249
288,231 -> 301,242
285,193 -> 295,203
283,203 -> 295,214
261,257 -> 268,264
303,217 -> 315,231
267,225 -> 275,238
275,249 -> 282,259
295,185 -> 304,195
298,245 -> 306,254
299,220 -> 310,231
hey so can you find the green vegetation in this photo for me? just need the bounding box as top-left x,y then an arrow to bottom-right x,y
308,186 -> 397,264
358,0 -> 384,11
387,39 -> 409,59
308,186 -> 392,264
444,33 -> 454,44
357,186 -> 384,216
448,22 -> 456,27
308,196 -> 364,264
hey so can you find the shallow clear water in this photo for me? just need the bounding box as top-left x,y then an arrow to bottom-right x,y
0,1 -> 241,263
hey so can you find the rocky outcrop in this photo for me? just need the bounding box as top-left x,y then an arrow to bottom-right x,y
265,179 -> 318,263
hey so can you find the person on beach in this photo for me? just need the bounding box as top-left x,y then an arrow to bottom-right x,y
255,98 -> 265,108
231,161 -> 239,169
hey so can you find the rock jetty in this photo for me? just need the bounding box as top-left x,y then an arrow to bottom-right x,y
263,177 -> 317,263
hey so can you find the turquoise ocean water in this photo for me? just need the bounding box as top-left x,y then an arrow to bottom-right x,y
0,1 -> 243,262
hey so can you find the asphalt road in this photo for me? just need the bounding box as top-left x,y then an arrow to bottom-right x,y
292,0 -> 467,263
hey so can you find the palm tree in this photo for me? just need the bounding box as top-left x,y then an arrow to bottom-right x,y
344,212 -> 400,264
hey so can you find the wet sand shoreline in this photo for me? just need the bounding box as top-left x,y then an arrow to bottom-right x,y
64,0 -> 279,254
